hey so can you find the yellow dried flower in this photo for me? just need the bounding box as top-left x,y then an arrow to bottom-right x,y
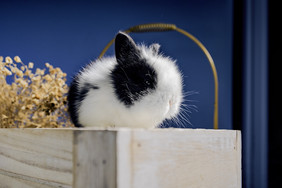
28,62 -> 34,69
14,56 -> 22,63
0,56 -> 73,128
43,74 -> 52,81
38,111 -> 45,117
19,80 -> 28,87
33,99 -> 40,105
32,76 -> 41,81
5,56 -> 13,63
24,69 -> 32,76
16,69 -> 24,77
3,68 -> 12,76
26,104 -> 33,109
10,67 -> 15,73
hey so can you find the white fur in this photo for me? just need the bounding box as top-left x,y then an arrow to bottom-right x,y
76,44 -> 183,128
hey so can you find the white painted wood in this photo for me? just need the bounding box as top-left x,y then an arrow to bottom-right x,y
0,128 -> 241,188
116,129 -> 133,188
236,131 -> 242,188
119,129 -> 241,188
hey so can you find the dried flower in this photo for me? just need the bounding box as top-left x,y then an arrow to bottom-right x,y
5,56 -> 13,63
28,62 -> 34,69
14,56 -> 22,63
0,56 -> 73,128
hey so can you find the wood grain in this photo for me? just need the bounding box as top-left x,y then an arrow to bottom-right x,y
0,129 -> 73,188
119,129 -> 241,188
0,128 -> 241,188
73,130 -> 116,188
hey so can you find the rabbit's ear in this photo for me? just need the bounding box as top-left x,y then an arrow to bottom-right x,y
150,43 -> 161,55
115,32 -> 139,64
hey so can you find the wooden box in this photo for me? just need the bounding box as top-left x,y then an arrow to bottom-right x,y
0,128 -> 241,188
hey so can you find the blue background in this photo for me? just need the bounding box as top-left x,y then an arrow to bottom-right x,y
0,0 -> 233,129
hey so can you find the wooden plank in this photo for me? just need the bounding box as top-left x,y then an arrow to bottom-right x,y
236,131 -> 242,188
73,130 -> 116,188
116,129 -> 132,188
0,128 -> 241,188
116,129 -> 241,188
0,129 -> 73,187
0,170 -> 67,188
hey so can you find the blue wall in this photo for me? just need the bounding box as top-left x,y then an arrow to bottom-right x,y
0,0 -> 233,129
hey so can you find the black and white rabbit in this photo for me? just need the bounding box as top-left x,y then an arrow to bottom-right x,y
68,32 -> 183,128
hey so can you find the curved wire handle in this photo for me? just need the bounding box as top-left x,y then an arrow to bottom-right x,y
99,23 -> 219,129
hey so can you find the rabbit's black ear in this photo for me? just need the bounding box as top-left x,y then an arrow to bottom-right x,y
115,32 -> 139,64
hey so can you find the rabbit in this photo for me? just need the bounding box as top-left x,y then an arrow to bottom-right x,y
67,32 -> 183,128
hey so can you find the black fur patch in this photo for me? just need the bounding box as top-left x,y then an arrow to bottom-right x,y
112,32 -> 158,106
111,59 -> 157,106
80,83 -> 99,99
67,77 -> 99,127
